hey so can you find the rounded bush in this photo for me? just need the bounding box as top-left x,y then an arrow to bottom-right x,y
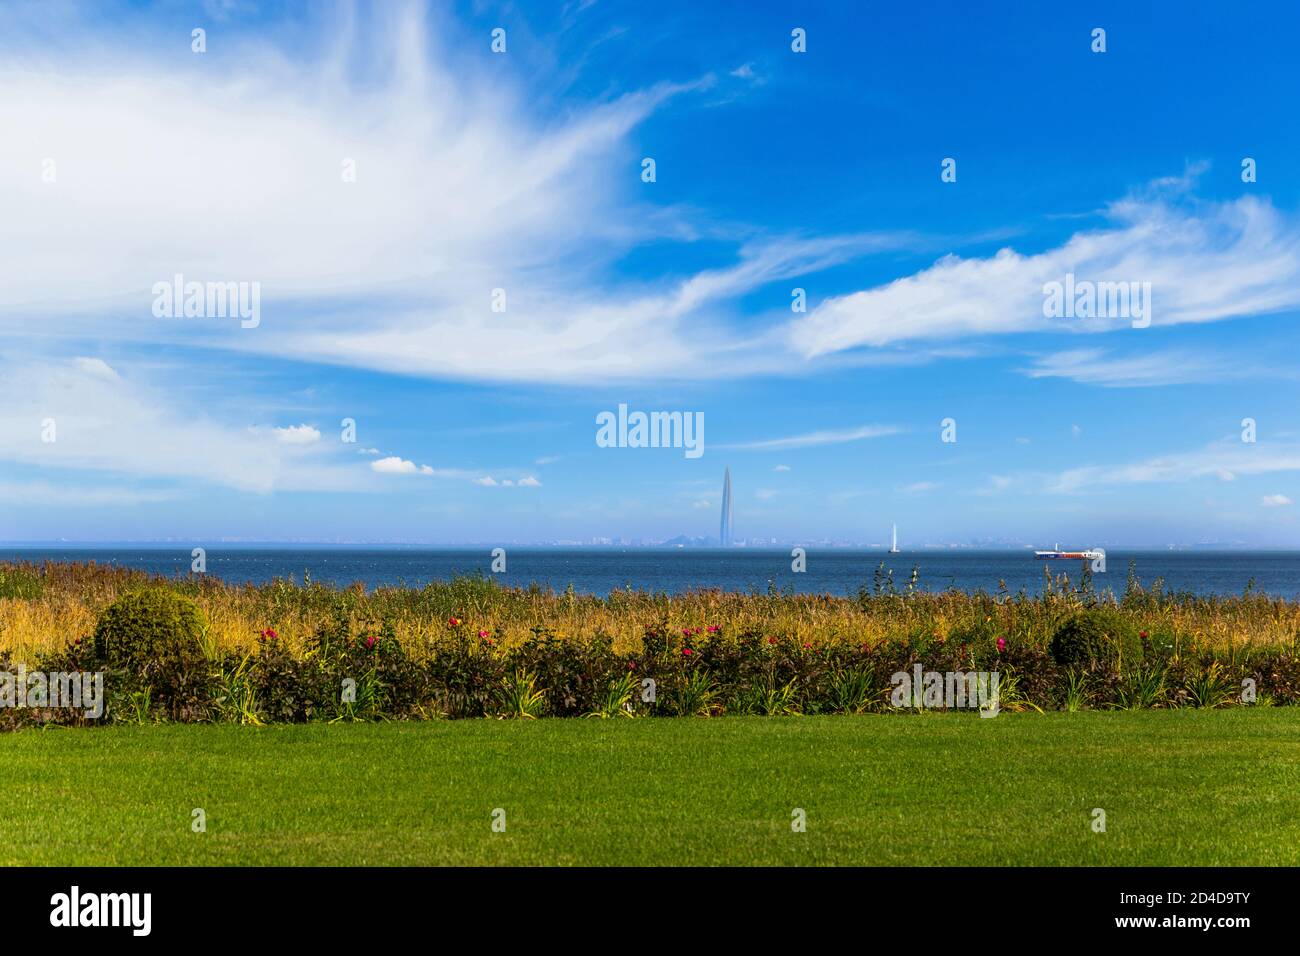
94,589 -> 208,673
1049,610 -> 1127,667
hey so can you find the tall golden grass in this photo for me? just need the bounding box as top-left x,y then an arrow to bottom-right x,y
1,559 -> 1298,664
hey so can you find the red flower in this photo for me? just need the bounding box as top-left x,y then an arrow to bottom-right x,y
627,661 -> 637,670
478,629 -> 490,638
707,625 -> 719,633
803,642 -> 811,649
768,637 -> 777,645
996,636 -> 1007,652
261,628 -> 278,640
365,635 -> 377,650
1140,630 -> 1149,639
682,628 -> 692,637
448,617 -> 462,627
485,638 -> 495,646
682,648 -> 693,656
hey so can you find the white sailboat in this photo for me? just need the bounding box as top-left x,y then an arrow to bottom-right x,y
890,524 -> 900,553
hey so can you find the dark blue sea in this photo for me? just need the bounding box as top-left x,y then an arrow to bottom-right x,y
3,547 -> 1300,598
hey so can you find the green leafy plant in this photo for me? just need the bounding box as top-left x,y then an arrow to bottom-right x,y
586,671 -> 640,718
124,687 -> 153,724
497,669 -> 547,719
993,668 -> 1044,714
1184,661 -> 1237,709
212,654 -> 264,726
670,670 -> 716,716
829,667 -> 879,715
1062,668 -> 1089,712
752,678 -> 802,716
1117,664 -> 1166,710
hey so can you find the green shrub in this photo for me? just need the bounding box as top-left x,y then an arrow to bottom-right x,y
94,589 -> 207,669
1049,610 -> 1135,668
93,590 -> 211,719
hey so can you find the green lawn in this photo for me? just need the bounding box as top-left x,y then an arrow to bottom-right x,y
2,710 -> 1298,865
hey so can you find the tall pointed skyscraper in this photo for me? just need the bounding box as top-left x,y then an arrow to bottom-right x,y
719,467 -> 733,547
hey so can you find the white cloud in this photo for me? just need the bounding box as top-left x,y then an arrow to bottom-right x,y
1261,494 -> 1292,507
773,464 -> 791,472
371,457 -> 489,482
788,193 -> 1300,355
272,424 -> 322,444
472,474 -> 541,488
1049,440 -> 1300,494
72,357 -> 120,381
0,358 -> 364,494
722,424 -> 902,451
0,9 -> 681,320
371,456 -> 419,475
0,480 -> 181,507
0,5 -> 905,386
1023,348 -> 1250,388
901,481 -> 937,495
283,234 -> 893,384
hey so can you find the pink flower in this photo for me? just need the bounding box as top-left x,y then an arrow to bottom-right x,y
261,628 -> 278,640
682,628 -> 692,637
365,635 -> 377,650
478,630 -> 490,638
707,625 -> 719,633
996,636 -> 1007,652
682,648 -> 693,656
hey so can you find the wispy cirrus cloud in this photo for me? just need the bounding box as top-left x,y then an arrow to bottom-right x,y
719,424 -> 902,451
788,190 -> 1300,357
974,439 -> 1300,496
1021,348 -> 1252,387
0,1 -> 905,386
0,357 -> 365,495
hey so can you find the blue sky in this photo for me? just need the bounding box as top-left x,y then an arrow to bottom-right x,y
2,0 -> 1300,546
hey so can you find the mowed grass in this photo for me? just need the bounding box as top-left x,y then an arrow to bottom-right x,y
2,710 -> 1298,865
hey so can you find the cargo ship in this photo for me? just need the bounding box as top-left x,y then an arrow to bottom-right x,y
1034,544 -> 1103,560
